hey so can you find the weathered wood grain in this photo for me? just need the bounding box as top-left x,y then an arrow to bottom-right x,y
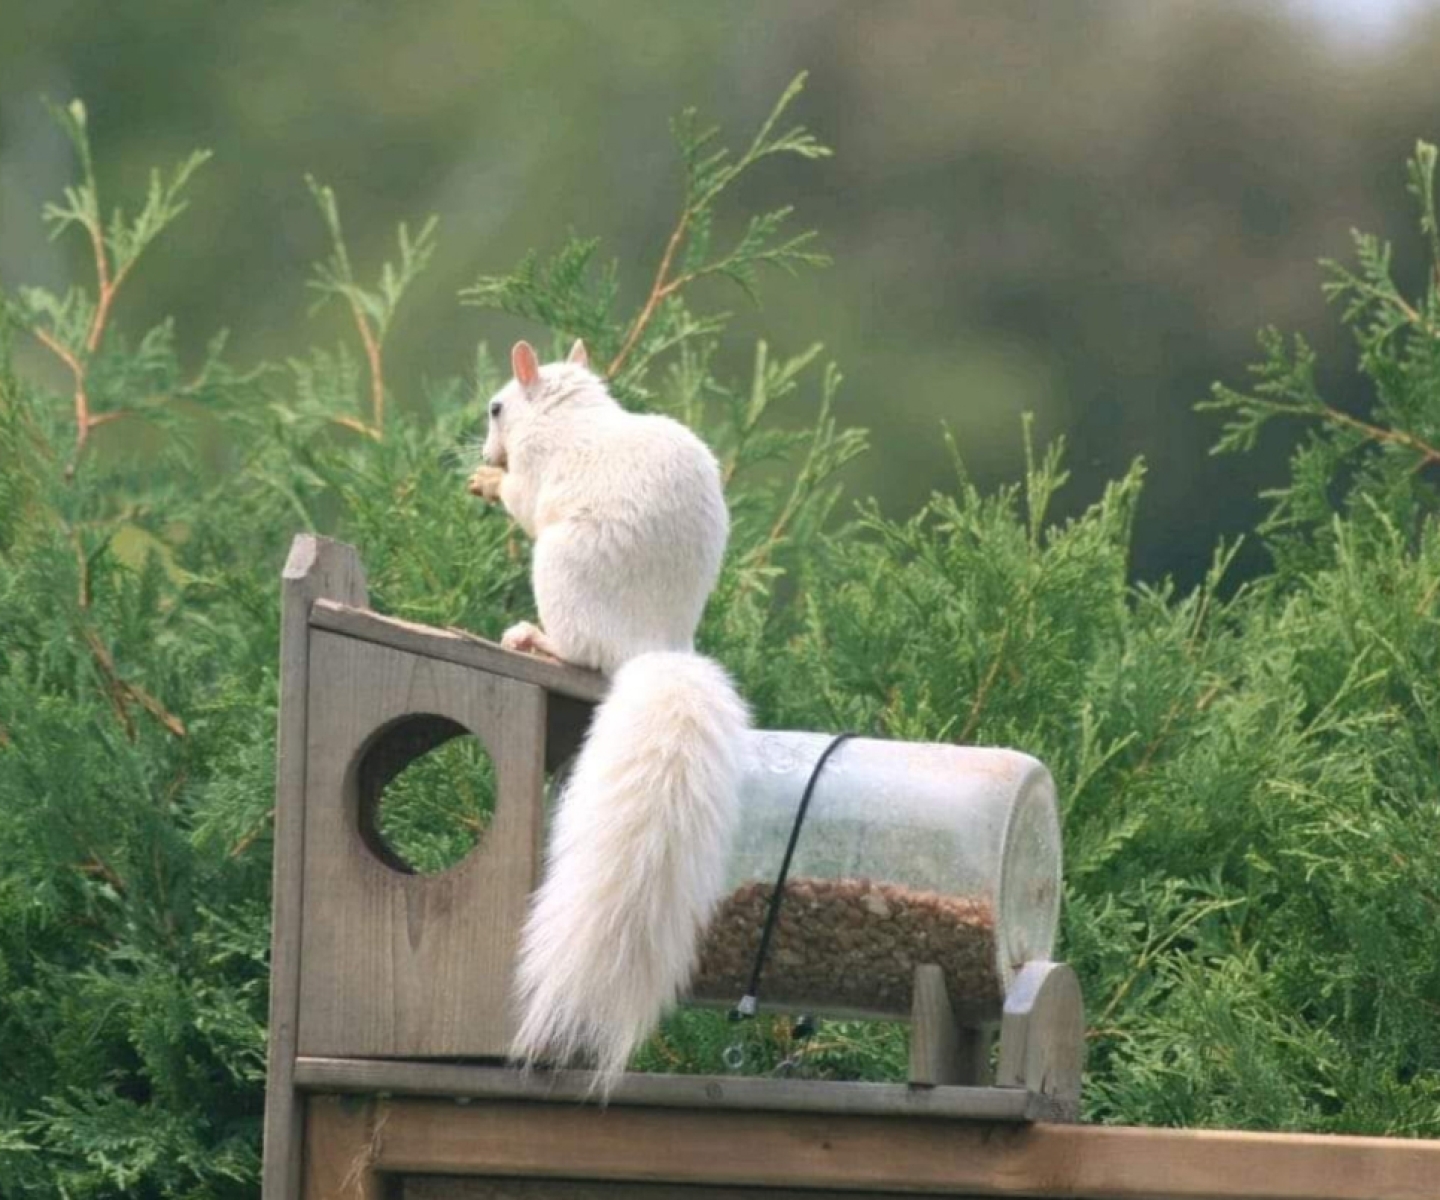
996,961 -> 1083,1119
403,1179 -> 924,1199
296,631 -> 546,1058
303,1095 -> 383,1200
361,1096 -> 1440,1200
310,600 -> 607,703
293,1057 -> 1037,1121
908,963 -> 956,1085
264,536 -> 368,1200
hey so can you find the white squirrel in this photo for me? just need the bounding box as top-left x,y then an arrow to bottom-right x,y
469,338 -> 749,1087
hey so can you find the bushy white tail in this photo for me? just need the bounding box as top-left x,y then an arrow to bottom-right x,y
510,650 -> 748,1088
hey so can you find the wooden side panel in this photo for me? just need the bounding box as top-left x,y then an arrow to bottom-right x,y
364,1097 -> 1440,1200
264,536 -> 369,1200
297,631 -> 547,1058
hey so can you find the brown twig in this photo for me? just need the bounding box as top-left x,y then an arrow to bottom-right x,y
82,207 -> 112,346
84,248 -> 135,359
328,413 -> 381,440
958,625 -> 1012,745
608,211 -> 691,378
1319,405 -> 1440,468
1415,571 -> 1440,618
346,295 -> 385,434
77,854 -> 127,896
87,410 -> 131,429
66,521 -> 93,611
81,625 -> 187,740
1129,680 -> 1223,780
29,217 -> 133,474
229,809 -> 274,860
31,326 -> 91,460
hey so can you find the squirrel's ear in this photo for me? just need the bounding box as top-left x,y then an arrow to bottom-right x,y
511,341 -> 541,392
567,339 -> 589,368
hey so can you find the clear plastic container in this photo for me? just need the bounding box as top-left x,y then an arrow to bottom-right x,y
690,732 -> 1062,1020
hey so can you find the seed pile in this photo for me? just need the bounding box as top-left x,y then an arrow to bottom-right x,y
691,877 -> 1001,1017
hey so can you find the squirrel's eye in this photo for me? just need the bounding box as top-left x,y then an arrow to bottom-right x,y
489,399 -> 503,419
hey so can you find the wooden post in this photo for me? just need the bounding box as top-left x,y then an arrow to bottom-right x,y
264,536 -> 369,1200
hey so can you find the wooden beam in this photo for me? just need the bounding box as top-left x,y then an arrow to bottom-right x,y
403,1179 -> 923,1199
350,1096 -> 1440,1200
309,601 -> 607,703
293,1057 -> 1037,1121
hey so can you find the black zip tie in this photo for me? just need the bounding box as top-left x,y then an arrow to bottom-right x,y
729,731 -> 856,1022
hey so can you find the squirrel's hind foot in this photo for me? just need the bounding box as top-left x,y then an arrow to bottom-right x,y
501,620 -> 565,663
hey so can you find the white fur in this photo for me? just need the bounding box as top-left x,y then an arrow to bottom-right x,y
511,652 -> 748,1084
483,347 -> 747,1088
484,360 -> 728,673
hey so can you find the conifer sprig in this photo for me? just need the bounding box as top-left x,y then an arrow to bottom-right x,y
304,176 -> 439,436
1201,140 -> 1440,559
9,100 -> 210,474
607,71 -> 831,378
460,72 -> 832,388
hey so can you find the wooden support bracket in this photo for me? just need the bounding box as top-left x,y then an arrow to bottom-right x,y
996,960 -> 1084,1121
908,961 -> 996,1087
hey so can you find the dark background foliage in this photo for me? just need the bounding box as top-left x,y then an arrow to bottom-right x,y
6,1 -> 1440,587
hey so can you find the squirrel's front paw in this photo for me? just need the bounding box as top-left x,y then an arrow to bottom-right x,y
468,464 -> 505,503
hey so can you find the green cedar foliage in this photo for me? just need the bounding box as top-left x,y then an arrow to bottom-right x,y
0,76 -> 1437,1196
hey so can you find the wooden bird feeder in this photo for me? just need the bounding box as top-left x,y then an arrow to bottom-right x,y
263,535 -> 1440,1200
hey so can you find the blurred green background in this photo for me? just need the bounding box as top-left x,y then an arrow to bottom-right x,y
4,0 -> 1439,585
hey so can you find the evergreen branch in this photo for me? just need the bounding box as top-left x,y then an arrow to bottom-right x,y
80,625 -> 187,740
958,623 -> 1011,744
1093,895 -> 1246,1032
351,293 -> 385,434
305,177 -> 437,433
86,410 -> 132,428
30,99 -> 209,475
1315,404 -> 1440,469
30,324 -> 91,458
328,414 -> 383,440
1406,140 -> 1439,274
76,855 -> 128,897
68,523 -> 91,609
608,73 -> 829,379
306,177 -> 386,433
608,214 -> 692,377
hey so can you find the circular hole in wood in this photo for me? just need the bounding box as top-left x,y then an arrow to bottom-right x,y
356,715 -> 497,875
